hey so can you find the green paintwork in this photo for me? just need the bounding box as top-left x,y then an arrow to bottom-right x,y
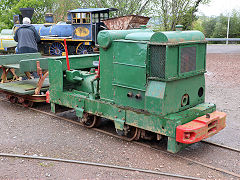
0,53 -> 42,80
0,53 -> 41,65
125,103 -> 215,138
150,30 -> 205,44
97,43 -> 115,102
147,43 -> 206,81
66,70 -> 97,94
97,29 -> 152,49
145,75 -> 205,116
125,32 -> 154,41
112,40 -> 147,109
48,54 -> 99,100
3,64 -> 20,69
49,28 -> 221,153
0,29 -> 17,50
65,70 -> 84,83
20,58 -> 49,73
97,29 -> 207,111
0,78 -> 49,95
52,54 -> 99,70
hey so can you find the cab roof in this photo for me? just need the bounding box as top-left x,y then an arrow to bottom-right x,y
68,8 -> 117,13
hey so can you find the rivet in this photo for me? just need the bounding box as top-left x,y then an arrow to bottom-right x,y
135,94 -> 141,99
206,113 -> 210,118
127,92 -> 133,97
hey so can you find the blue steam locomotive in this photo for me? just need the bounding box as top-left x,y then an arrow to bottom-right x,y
13,8 -> 116,55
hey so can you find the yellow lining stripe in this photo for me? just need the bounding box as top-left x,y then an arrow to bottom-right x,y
49,26 -> 53,34
0,39 -> 4,50
0,38 -> 15,50
41,39 -> 92,42
0,38 -> 14,40
39,26 -> 42,35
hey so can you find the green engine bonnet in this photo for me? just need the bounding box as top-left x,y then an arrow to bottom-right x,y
122,30 -> 205,44
98,28 -> 205,47
97,29 -> 153,49
150,30 -> 205,44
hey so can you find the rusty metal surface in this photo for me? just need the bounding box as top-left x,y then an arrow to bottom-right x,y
103,15 -> 150,30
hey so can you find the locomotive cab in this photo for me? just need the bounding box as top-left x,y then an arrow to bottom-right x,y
67,8 -> 116,44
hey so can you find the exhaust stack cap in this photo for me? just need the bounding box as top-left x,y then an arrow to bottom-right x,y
176,25 -> 183,31
19,8 -> 34,19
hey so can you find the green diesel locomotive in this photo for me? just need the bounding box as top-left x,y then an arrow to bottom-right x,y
47,26 -> 226,153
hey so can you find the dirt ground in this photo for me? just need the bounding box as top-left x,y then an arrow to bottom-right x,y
0,100 -> 239,179
0,48 -> 240,179
205,53 -> 240,150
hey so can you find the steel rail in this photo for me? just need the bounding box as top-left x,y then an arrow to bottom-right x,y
0,153 -> 203,180
28,103 -> 240,153
202,140 -> 240,153
0,97 -> 240,178
26,104 -> 240,179
135,142 -> 240,179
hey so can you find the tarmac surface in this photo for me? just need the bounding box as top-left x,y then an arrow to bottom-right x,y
207,44 -> 240,54
0,45 -> 240,179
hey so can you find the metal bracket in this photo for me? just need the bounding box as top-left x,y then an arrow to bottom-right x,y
76,107 -> 84,118
114,118 -> 125,131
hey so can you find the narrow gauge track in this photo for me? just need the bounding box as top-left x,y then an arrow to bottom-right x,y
0,153 -> 202,180
1,97 -> 240,179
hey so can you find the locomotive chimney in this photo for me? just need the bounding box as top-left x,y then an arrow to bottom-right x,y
176,25 -> 183,31
19,8 -> 34,20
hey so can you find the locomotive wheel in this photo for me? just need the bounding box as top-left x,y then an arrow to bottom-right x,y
81,113 -> 100,128
125,126 -> 140,141
6,95 -> 11,100
86,46 -> 93,54
22,100 -> 34,108
49,42 -> 65,56
9,96 -> 17,104
76,43 -> 93,54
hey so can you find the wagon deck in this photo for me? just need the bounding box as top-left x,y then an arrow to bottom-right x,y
0,78 -> 49,95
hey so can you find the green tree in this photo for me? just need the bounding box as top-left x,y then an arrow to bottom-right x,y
0,0 -> 19,30
78,0 -> 152,17
192,19 -> 204,32
51,0 -> 152,22
52,0 -> 80,22
151,0 -> 210,31
212,15 -> 228,38
0,0 -> 54,31
12,0 -> 55,24
229,10 -> 240,38
199,10 -> 240,39
201,16 -> 217,37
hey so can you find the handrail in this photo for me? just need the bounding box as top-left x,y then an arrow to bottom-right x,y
206,38 -> 240,42
0,38 -> 15,50
0,38 -> 4,50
